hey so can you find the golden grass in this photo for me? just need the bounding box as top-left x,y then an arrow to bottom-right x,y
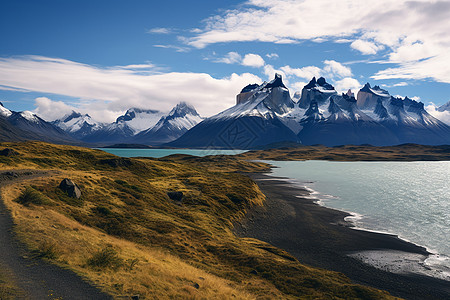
239,144 -> 450,161
0,141 -> 397,299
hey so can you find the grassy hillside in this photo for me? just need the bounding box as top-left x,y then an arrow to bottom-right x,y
0,141 -> 396,299
239,144 -> 450,161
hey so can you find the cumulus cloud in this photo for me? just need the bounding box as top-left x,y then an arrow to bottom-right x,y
333,77 -> 362,94
426,103 -> 450,125
33,97 -> 75,121
214,52 -> 265,68
275,60 -> 358,92
323,60 -> 352,78
214,51 -> 242,64
0,55 -> 262,122
187,0 -> 450,83
241,54 -> 265,67
280,65 -> 321,80
350,40 -> 383,55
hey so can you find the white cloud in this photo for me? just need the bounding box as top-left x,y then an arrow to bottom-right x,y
333,77 -> 362,94
215,52 -> 242,64
323,60 -> 352,78
350,40 -> 383,55
147,27 -> 172,34
153,44 -> 189,52
186,0 -> 450,83
263,64 -> 286,81
214,52 -> 265,68
426,103 -> 450,125
372,52 -> 450,83
33,97 -> 75,121
241,54 -> 265,67
280,65 -> 321,80
394,82 -> 408,87
266,53 -> 279,59
0,55 -> 262,122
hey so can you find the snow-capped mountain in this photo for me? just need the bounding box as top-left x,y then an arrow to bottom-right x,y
0,102 -> 12,118
297,79 -> 450,146
0,103 -> 78,144
132,102 -> 203,145
52,111 -> 103,139
170,75 -> 450,148
438,100 -> 450,112
53,104 -> 202,146
115,108 -> 164,134
75,108 -> 164,144
169,74 -> 300,149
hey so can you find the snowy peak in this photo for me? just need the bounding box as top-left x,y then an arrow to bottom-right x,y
114,108 -> 164,133
19,111 -> 39,123
438,100 -> 450,112
357,82 -> 390,110
298,77 -> 337,108
0,102 -> 12,117
360,83 -> 390,97
265,73 -> 287,89
116,108 -> 159,122
231,73 -> 294,116
62,111 -> 83,123
131,102 -> 203,145
304,77 -> 335,91
167,102 -> 200,118
53,110 -> 101,135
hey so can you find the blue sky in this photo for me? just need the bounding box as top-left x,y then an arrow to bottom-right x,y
1,0 -> 449,123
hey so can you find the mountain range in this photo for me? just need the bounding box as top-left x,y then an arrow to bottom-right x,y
1,76 -> 450,148
49,102 -> 202,145
170,75 -> 450,148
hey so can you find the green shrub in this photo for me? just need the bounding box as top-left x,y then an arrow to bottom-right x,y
15,187 -> 50,206
86,247 -> 124,271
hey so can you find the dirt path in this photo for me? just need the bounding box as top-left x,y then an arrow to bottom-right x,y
0,169 -> 112,300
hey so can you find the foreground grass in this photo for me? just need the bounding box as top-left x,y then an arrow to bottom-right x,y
239,144 -> 450,161
0,141 -> 396,299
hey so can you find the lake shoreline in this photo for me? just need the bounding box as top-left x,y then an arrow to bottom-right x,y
235,172 -> 450,300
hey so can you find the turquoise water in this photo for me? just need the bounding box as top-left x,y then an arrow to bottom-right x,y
266,160 -> 450,275
98,148 -> 247,158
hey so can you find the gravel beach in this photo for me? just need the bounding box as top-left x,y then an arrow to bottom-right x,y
235,173 -> 450,300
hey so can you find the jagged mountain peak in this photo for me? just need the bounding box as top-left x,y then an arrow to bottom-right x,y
116,107 -> 160,123
240,83 -> 259,93
437,100 -> 450,112
304,77 -> 334,91
61,110 -> 93,123
168,102 -> 200,118
359,83 -> 390,97
265,73 -> 287,89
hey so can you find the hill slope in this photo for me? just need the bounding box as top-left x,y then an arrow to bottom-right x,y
0,141 -> 394,299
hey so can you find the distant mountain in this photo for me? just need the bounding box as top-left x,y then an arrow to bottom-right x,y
53,104 -> 202,146
132,102 -> 203,145
438,100 -> 450,112
0,103 -> 78,144
70,108 -> 164,144
52,111 -> 103,139
169,74 -> 300,149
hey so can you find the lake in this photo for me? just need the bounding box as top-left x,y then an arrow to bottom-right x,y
98,148 -> 247,158
266,160 -> 450,279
